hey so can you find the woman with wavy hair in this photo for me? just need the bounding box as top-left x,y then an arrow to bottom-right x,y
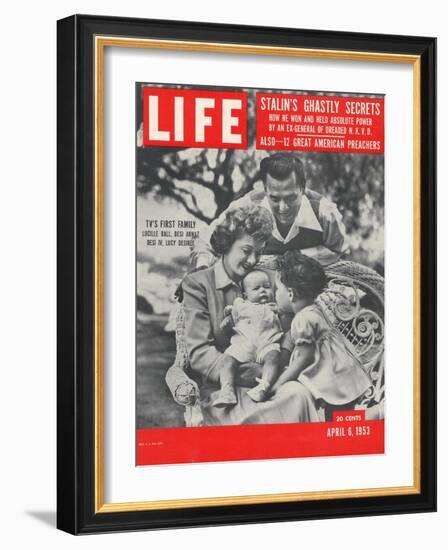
182,203 -> 320,426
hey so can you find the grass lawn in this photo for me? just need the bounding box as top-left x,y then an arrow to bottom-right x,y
136,314 -> 185,428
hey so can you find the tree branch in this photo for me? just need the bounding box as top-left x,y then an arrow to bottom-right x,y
162,159 -> 218,193
163,187 -> 212,224
149,172 -> 213,224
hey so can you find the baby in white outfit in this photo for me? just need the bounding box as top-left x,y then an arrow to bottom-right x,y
213,269 -> 283,406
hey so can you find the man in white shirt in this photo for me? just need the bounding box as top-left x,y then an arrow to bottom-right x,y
192,153 -> 347,268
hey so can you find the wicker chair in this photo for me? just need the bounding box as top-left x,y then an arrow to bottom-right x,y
165,257 -> 384,427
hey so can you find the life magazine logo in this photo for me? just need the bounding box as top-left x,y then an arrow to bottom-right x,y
142,87 -> 248,148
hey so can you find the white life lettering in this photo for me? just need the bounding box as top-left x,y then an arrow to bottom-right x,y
222,99 -> 242,144
195,98 -> 215,142
148,95 -> 170,141
174,96 -> 184,141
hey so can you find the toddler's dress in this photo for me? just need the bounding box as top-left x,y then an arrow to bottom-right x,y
290,303 -> 372,405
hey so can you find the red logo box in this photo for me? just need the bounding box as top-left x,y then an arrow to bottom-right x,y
142,87 -> 248,149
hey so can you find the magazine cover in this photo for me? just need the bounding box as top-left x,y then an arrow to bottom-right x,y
135,82 -> 385,466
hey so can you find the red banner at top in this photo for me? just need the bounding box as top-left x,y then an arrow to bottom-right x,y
256,93 -> 384,154
142,87 -> 248,149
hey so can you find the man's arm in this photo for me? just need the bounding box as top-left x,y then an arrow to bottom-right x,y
302,198 -> 348,266
189,226 -> 219,269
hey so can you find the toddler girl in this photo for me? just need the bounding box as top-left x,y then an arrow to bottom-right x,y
272,251 -> 372,406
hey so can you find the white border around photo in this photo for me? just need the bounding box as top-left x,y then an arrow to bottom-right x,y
103,46 -> 413,504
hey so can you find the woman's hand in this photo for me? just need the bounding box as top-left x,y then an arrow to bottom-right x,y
219,305 -> 235,332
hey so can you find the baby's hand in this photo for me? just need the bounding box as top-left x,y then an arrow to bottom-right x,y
266,302 -> 279,314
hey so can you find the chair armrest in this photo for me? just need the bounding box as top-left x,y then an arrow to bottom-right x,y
165,364 -> 200,406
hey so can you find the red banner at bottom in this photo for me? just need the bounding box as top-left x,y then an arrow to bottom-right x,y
137,418 -> 384,466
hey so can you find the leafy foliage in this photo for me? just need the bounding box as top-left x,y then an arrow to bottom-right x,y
136,87 -> 384,271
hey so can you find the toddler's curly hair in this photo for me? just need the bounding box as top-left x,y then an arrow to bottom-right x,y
210,204 -> 274,255
277,250 -> 327,301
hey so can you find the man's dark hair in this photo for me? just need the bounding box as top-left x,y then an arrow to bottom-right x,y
260,153 -> 306,191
